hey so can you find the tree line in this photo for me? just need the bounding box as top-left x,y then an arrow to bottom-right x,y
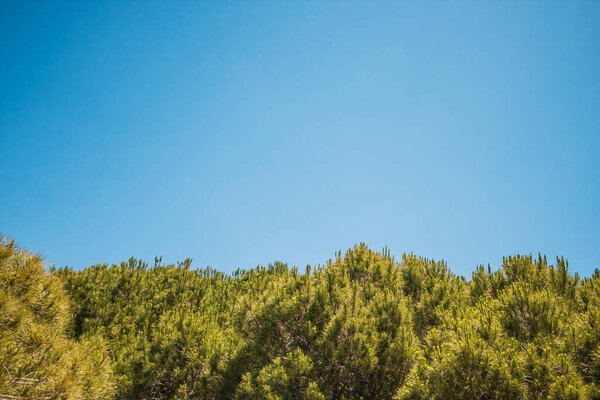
1,235 -> 599,399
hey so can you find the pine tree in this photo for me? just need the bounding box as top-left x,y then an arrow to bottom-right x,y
0,235 -> 114,400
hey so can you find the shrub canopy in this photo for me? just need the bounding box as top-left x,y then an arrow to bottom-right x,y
2,237 -> 599,399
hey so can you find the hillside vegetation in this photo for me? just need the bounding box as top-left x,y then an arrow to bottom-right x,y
2,236 -> 599,399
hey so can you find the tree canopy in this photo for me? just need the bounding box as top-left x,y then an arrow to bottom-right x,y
0,235 -> 114,400
2,236 -> 599,399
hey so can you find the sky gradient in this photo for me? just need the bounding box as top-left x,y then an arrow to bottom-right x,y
1,1 -> 599,277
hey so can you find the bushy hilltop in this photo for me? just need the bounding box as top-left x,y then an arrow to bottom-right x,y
2,237 -> 600,399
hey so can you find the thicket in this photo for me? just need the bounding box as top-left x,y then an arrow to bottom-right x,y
2,236 -> 599,399
0,236 -> 114,400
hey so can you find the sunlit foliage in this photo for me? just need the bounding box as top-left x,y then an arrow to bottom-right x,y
0,235 -> 114,400
3,236 -> 598,399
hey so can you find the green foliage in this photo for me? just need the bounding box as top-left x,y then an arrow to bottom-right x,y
235,348 -> 324,400
0,235 -> 114,400
3,236 -> 598,399
398,254 -> 595,399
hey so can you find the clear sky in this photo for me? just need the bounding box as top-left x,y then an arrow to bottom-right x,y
1,1 -> 599,277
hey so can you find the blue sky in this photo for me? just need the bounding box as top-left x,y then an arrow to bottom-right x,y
1,1 -> 599,277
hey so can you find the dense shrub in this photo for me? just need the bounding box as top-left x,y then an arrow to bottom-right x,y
2,236 -> 598,399
0,236 -> 114,400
